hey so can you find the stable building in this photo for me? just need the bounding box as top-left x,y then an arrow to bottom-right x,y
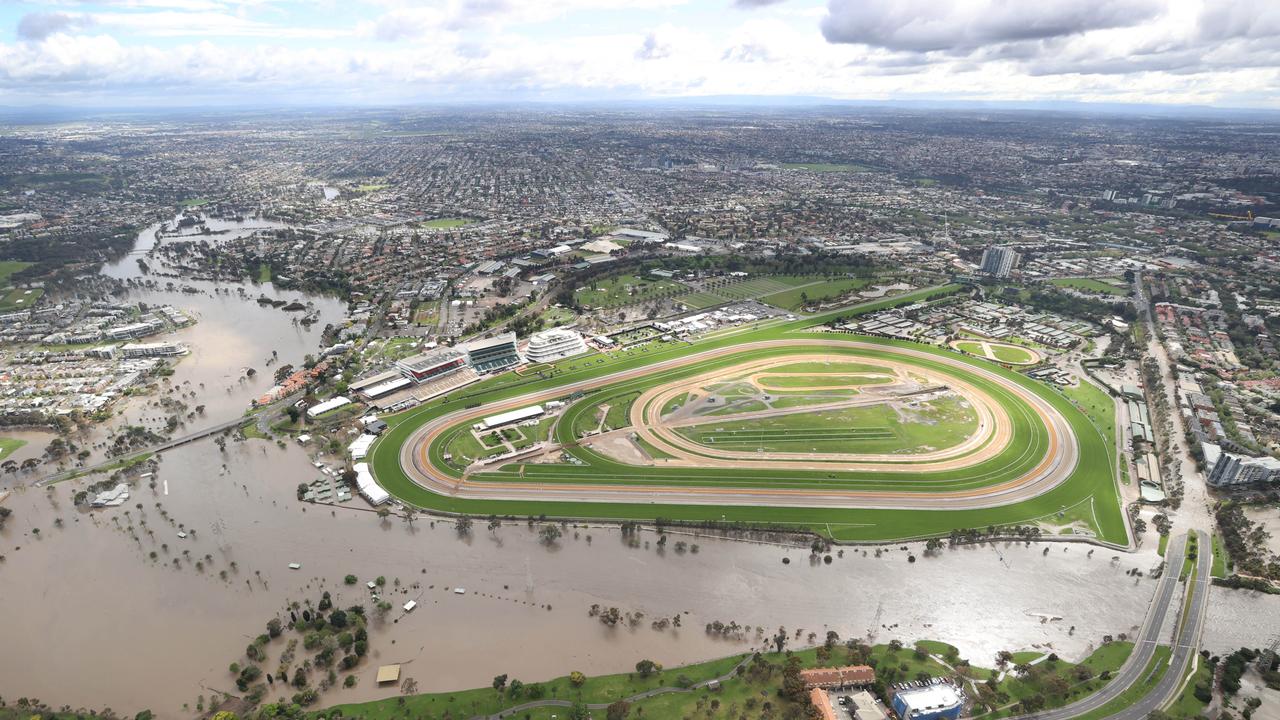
478,405 -> 544,431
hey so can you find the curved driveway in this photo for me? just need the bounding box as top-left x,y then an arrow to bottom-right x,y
393,338 -> 1081,511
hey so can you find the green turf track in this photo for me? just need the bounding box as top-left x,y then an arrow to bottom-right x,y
368,285 -> 1126,544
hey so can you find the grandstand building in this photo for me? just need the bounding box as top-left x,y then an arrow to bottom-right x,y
464,332 -> 522,373
395,348 -> 468,384
524,328 -> 588,363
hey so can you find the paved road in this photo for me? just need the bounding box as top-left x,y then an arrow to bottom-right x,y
1011,530 -> 1210,720
1110,529 -> 1212,720
35,393 -> 298,486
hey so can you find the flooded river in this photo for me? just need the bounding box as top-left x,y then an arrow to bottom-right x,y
0,433 -> 1166,716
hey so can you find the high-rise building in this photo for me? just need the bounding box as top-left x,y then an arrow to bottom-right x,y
979,246 -> 1021,278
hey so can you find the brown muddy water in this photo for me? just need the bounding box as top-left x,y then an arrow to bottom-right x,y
3,432 -> 1168,717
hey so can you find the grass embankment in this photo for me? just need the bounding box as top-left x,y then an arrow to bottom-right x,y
1166,657 -> 1212,719
320,640 -> 1136,720
1068,645 -> 1173,720
368,285 -> 1126,543
1210,533 -> 1228,578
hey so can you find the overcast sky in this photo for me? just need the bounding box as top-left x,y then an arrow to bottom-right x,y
0,0 -> 1277,108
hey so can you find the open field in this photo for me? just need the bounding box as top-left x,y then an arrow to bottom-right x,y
1049,277 -> 1129,296
420,216 -> 469,228
782,162 -> 874,172
575,273 -> 684,308
760,277 -> 876,310
0,260 -> 33,286
0,286 -> 43,311
0,436 -> 26,460
952,340 -> 1041,365
366,285 -> 1127,543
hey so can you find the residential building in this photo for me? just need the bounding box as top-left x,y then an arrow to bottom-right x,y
979,246 -> 1021,278
1207,452 -> 1280,487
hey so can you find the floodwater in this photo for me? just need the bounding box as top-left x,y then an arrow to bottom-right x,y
0,429 -> 1166,716
95,217 -> 344,446
1203,588 -> 1280,655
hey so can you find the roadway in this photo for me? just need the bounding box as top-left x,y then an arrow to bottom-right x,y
1011,529 -> 1211,720
35,393 -> 299,486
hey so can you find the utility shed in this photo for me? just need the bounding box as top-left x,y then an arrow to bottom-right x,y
376,664 -> 402,684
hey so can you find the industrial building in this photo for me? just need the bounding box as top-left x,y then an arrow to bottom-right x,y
464,332 -> 522,373
891,683 -> 964,720
524,328 -> 588,363
979,246 -> 1020,278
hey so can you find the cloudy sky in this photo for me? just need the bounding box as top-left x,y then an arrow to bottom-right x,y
0,0 -> 1277,108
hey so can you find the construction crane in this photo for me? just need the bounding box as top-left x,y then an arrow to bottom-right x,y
1208,210 -> 1254,221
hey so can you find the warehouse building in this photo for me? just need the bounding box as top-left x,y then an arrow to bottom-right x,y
891,683 -> 964,720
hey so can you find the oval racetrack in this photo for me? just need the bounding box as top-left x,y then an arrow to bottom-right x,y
392,338 -> 1080,511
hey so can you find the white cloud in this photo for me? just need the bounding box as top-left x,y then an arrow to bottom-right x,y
0,0 -> 1277,108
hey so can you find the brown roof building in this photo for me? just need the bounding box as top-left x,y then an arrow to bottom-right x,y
811,688 -> 838,720
800,665 -> 876,689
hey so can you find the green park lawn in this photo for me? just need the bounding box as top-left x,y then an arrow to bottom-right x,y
679,395 -> 976,455
0,260 -> 33,287
761,277 -> 876,311
420,216 -> 469,228
782,162 -> 874,172
991,344 -> 1037,364
317,639 -> 1139,720
0,436 -> 27,461
1049,277 -> 1128,296
0,286 -> 42,311
575,274 -> 684,309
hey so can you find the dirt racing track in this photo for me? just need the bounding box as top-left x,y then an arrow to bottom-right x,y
393,338 -> 1082,511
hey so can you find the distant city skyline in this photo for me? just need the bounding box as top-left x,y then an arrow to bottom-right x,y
0,0 -> 1277,109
